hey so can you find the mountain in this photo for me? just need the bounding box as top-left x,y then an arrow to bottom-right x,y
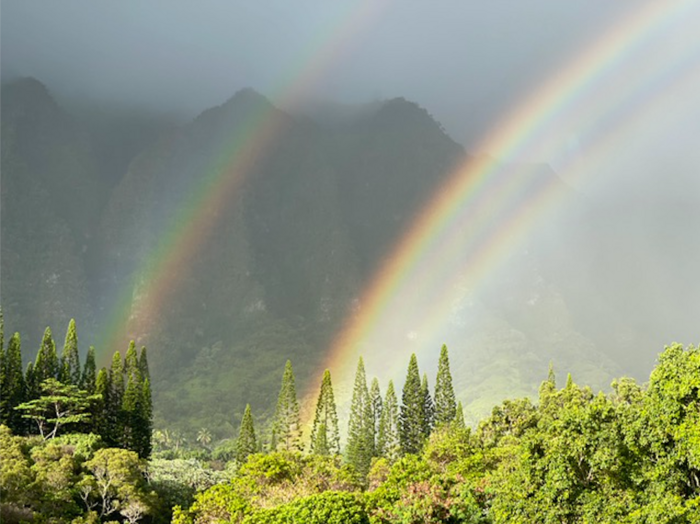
2,78 -> 694,438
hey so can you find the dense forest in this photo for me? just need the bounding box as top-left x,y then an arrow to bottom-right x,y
1,314 -> 698,522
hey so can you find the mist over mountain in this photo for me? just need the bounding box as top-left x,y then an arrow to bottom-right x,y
2,77 -> 698,436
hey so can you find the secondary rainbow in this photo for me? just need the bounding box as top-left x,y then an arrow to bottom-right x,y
309,0 -> 698,401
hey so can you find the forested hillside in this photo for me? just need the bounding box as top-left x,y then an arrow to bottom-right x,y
1,77 -> 696,438
1,319 -> 698,523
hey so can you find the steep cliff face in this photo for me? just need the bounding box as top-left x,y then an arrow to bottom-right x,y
1,78 -> 99,342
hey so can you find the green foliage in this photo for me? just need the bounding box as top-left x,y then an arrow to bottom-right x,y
347,357 -> 375,480
400,354 -> 424,455
81,346 -> 97,393
377,380 -> 401,463
434,344 -> 457,426
81,447 -> 157,521
369,378 -> 383,454
243,491 -> 369,524
236,404 -> 258,464
311,369 -> 340,456
421,373 -> 435,438
3,333 -> 26,434
60,319 -> 81,386
35,326 -> 59,384
14,378 -> 99,439
270,360 -> 302,452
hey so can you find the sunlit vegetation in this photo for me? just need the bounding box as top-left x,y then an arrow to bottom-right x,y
1,313 -> 698,522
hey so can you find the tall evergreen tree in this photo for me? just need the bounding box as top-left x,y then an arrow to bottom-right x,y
81,346 -> 97,393
271,360 -> 301,451
59,319 -> 81,386
124,341 -> 139,380
434,344 -> 457,425
122,359 -> 142,454
25,361 -> 38,403
369,378 -> 383,457
106,350 -> 125,447
400,353 -> 424,454
346,357 -> 374,479
455,401 -> 466,429
34,327 -> 59,384
138,346 -> 150,382
377,380 -> 401,463
4,333 -> 26,434
235,404 -> 257,464
421,373 -> 435,439
310,369 -> 340,456
140,377 -> 153,458
93,368 -> 109,439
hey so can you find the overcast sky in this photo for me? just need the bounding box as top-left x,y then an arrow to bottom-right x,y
3,0 -> 700,198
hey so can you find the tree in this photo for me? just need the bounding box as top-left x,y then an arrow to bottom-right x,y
400,354 -> 424,454
346,357 -> 374,479
310,369 -> 340,456
60,319 -> 81,386
377,380 -> 401,462
93,368 -> 109,439
197,427 -> 213,449
80,448 -> 154,520
369,378 -> 383,457
138,346 -> 150,382
14,378 -> 99,439
81,346 -> 97,393
3,333 -> 26,434
433,344 -> 456,426
271,360 -> 301,452
235,404 -> 257,464
34,327 -> 59,384
139,378 -> 153,458
106,350 -> 125,447
122,358 -> 143,456
454,401 -> 466,429
421,373 -> 435,439
25,361 -> 38,408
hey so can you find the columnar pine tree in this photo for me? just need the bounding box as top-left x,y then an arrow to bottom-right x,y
60,319 -> 81,386
271,360 -> 302,451
122,344 -> 142,455
34,327 -> 59,384
4,333 -> 26,434
346,357 -> 374,478
400,353 -> 424,454
377,380 -> 401,463
81,346 -> 97,394
369,378 -> 383,457
138,346 -> 150,382
310,369 -> 340,456
421,373 -> 434,439
94,368 -> 109,439
25,361 -> 38,406
455,401 -> 466,429
139,378 -> 153,458
434,344 -> 457,425
235,404 -> 257,464
106,350 -> 125,447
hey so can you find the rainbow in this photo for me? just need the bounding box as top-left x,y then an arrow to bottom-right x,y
306,0 -> 700,408
97,1 -> 391,360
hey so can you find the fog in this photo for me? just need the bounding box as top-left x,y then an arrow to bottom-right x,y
2,1 -> 699,400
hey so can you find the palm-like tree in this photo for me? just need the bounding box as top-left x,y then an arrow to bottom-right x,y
196,427 -> 212,449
